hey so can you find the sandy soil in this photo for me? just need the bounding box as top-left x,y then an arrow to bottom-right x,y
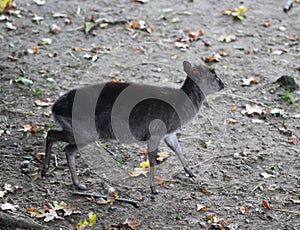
0,0 -> 299,229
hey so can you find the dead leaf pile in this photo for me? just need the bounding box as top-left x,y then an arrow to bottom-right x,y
127,19 -> 154,33
27,201 -> 81,222
19,122 -> 45,133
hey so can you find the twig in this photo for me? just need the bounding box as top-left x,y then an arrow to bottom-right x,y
273,208 -> 300,215
73,191 -> 140,208
222,92 -> 271,109
95,141 -> 117,159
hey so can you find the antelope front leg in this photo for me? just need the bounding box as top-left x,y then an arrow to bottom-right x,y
165,133 -> 196,178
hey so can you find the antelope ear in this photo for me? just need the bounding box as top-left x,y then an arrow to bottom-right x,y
183,61 -> 192,75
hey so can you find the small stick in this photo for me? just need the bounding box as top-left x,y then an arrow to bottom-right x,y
222,92 -> 271,109
73,191 -> 140,208
273,208 -> 300,215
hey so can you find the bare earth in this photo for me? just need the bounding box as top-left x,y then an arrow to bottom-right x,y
0,0 -> 299,229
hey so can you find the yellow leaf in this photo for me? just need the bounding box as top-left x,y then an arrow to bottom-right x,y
128,167 -> 148,177
88,212 -> 97,226
140,160 -> 150,168
0,0 -> 13,13
236,6 -> 248,16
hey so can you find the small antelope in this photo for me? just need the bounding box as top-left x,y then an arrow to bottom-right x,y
42,61 -> 224,194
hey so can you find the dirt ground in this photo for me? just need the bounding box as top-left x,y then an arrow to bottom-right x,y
0,0 -> 300,229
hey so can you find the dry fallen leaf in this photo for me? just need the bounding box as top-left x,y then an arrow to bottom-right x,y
241,77 -> 257,86
218,35 -> 236,43
228,118 -> 237,124
287,135 -> 298,145
174,41 -> 189,49
96,192 -> 118,205
128,167 -> 149,177
0,0 -> 13,13
127,20 -> 153,33
1,203 -> 18,211
140,160 -> 150,168
122,218 -> 141,229
204,53 -> 223,63
33,0 -> 46,5
241,104 -> 265,116
32,15 -> 44,24
239,206 -> 249,215
188,29 -> 204,41
196,204 -> 207,212
35,98 -> 54,107
157,151 -> 169,163
19,122 -> 45,134
50,24 -> 61,34
201,185 -> 212,194
262,200 -> 272,209
52,11 -> 67,18
155,176 -> 165,185
6,22 -> 16,30
290,196 -> 300,204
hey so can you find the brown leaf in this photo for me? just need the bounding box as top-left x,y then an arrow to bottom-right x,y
50,24 -> 61,34
228,118 -> 237,124
188,29 -> 204,41
290,196 -> 300,204
122,218 -> 141,229
287,135 -> 298,145
201,185 -> 212,194
241,77 -> 257,86
35,98 -> 54,107
239,206 -> 249,215
156,151 -> 169,163
262,200 -> 272,209
196,204 -> 207,212
155,176 -> 165,185
204,53 -> 223,63
127,20 -> 153,33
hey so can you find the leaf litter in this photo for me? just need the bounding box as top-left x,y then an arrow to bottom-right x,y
27,201 -> 81,222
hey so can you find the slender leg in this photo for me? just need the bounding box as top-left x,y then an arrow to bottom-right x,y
164,133 -> 196,178
42,130 -> 72,177
148,148 -> 159,194
64,144 -> 88,190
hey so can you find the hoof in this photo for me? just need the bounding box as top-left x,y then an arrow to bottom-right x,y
76,183 -> 88,190
150,186 -> 159,195
41,168 -> 48,178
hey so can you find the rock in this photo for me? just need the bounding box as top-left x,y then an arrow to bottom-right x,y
276,76 -> 299,91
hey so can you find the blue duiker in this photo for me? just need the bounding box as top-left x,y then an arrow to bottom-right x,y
42,61 -> 224,194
